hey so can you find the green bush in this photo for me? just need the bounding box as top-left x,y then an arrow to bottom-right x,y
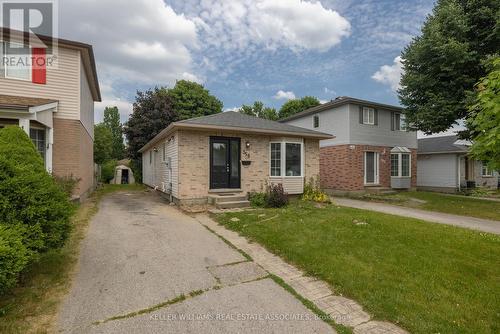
101,160 -> 117,183
248,192 -> 267,208
0,225 -> 31,294
0,127 -> 74,293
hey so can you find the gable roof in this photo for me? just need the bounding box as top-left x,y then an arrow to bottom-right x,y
139,111 -> 333,153
418,135 -> 470,154
280,96 -> 403,122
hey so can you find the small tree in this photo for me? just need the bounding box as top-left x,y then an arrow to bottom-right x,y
103,106 -> 125,160
94,124 -> 113,165
467,57 -> 500,170
278,96 -> 320,119
240,101 -> 278,120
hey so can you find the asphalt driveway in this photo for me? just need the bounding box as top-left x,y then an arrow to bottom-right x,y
57,190 -> 333,334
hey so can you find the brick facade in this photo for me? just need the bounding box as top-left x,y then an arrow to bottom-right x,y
320,144 -> 417,191
175,129 -> 321,201
52,118 -> 94,198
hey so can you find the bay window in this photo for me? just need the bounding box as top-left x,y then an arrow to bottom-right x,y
391,147 -> 411,177
270,141 -> 303,177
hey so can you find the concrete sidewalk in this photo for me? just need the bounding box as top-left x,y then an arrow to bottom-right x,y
57,191 -> 334,334
335,198 -> 500,235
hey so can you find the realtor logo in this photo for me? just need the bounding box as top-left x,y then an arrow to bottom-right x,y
0,0 -> 58,80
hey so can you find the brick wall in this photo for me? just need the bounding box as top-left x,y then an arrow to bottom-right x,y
320,144 -> 417,191
176,130 -> 321,200
52,118 -> 94,198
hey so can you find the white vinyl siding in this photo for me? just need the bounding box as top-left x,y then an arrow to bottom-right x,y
0,47 -> 84,120
142,132 -> 179,198
79,61 -> 94,138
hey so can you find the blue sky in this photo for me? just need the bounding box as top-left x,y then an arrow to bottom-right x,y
59,0 -> 435,123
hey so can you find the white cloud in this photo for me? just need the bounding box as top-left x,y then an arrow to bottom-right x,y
372,56 -> 404,91
274,90 -> 296,100
194,0 -> 350,52
60,0 -> 198,86
95,83 -> 133,123
224,107 -> 240,112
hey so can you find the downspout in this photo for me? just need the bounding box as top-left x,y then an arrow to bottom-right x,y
457,154 -> 461,192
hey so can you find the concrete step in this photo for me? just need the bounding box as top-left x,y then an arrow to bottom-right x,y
216,200 -> 251,209
364,187 -> 397,195
208,194 -> 248,204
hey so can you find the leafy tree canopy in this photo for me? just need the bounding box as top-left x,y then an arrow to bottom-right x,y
278,96 -> 320,119
167,80 -> 223,120
399,0 -> 499,134
239,101 -> 278,120
124,87 -> 175,162
94,124 -> 113,165
467,57 -> 500,169
103,106 -> 125,160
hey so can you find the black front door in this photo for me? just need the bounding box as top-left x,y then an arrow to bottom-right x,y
210,137 -> 240,189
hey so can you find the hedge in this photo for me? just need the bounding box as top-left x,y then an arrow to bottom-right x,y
0,126 -> 74,294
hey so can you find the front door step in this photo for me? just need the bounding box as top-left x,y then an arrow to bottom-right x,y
208,194 -> 250,209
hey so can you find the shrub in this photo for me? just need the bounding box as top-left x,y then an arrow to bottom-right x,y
302,177 -> 331,203
248,192 -> 267,208
0,225 -> 31,294
266,183 -> 288,208
101,160 -> 117,183
0,127 -> 73,252
53,175 -> 80,197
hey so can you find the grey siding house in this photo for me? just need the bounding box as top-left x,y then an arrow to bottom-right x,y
281,96 -> 418,192
417,135 -> 499,192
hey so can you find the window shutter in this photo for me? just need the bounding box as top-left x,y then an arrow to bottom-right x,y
374,109 -> 378,125
31,48 -> 46,84
359,106 -> 363,124
391,112 -> 395,131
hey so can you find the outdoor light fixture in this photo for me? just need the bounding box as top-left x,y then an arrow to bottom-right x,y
153,147 -> 158,152
246,141 -> 250,148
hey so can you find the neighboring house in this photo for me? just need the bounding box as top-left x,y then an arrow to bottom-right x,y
281,96 -> 418,192
417,135 -> 498,192
0,29 -> 101,199
139,111 -> 332,206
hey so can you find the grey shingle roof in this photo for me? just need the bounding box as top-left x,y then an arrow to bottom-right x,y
177,111 -> 332,137
279,96 -> 403,122
418,135 -> 469,154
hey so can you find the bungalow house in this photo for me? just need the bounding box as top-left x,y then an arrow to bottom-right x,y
281,97 -> 418,193
0,29 -> 101,199
417,135 -> 499,192
139,111 -> 332,208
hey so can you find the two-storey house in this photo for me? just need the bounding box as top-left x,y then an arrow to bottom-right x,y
281,96 -> 418,193
0,28 -> 101,199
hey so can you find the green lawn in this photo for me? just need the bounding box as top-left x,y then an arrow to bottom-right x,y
215,201 -> 500,334
354,191 -> 500,221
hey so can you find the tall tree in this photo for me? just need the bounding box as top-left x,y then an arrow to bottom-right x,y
103,106 -> 125,160
167,80 -> 223,120
278,96 -> 320,119
94,124 -> 113,165
467,57 -> 500,169
399,0 -> 499,134
239,101 -> 278,120
124,87 -> 175,164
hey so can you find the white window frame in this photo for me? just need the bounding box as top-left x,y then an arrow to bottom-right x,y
2,41 -> 32,82
481,162 -> 493,177
363,107 -> 375,125
391,152 -> 411,177
364,151 -> 379,185
269,140 -> 304,178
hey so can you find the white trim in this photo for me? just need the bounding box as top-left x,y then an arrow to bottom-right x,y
363,107 -> 375,125
2,41 -> 32,82
390,152 -> 411,178
29,102 -> 58,113
364,151 -> 379,185
268,139 -> 304,178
